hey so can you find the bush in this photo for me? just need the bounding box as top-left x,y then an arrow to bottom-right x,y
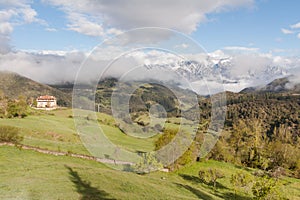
155,128 -> 196,170
86,113 -> 97,121
230,172 -> 253,196
133,152 -> 163,174
0,126 -> 23,143
198,168 -> 224,190
252,175 -> 281,200
6,96 -> 28,118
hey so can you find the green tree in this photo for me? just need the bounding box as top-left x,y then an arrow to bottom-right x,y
0,90 -> 8,117
252,176 -> 281,200
155,128 -> 196,170
7,96 -> 28,118
134,152 -> 163,174
230,172 -> 253,197
229,119 -> 250,164
229,119 -> 267,168
155,128 -> 178,150
198,168 -> 224,190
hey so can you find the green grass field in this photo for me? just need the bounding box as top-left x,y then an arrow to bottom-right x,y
0,109 -> 159,155
0,109 -> 300,199
1,146 -> 299,199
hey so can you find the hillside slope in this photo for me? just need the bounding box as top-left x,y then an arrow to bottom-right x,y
0,71 -> 71,106
240,76 -> 300,94
1,146 -> 299,199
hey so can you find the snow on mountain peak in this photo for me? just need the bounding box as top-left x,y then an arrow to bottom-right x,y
142,52 -> 295,94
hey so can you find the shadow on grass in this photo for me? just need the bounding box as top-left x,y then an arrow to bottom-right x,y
179,174 -> 252,200
214,192 -> 253,200
179,174 -> 229,190
65,166 -> 116,200
179,174 -> 203,184
234,165 -> 252,172
175,183 -> 215,200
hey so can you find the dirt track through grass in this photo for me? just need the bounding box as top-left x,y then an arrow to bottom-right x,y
0,142 -> 134,165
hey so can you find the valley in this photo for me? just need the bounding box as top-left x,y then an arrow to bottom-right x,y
0,72 -> 299,199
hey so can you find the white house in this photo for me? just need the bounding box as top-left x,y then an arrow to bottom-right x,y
36,95 -> 57,109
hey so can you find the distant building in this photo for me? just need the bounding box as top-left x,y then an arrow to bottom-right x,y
36,95 -> 57,109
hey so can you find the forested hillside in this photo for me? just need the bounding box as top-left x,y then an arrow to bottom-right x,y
0,71 -> 71,106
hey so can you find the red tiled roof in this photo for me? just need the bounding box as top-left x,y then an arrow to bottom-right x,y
37,95 -> 56,101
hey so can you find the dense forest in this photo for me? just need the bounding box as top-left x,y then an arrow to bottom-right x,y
206,91 -> 300,178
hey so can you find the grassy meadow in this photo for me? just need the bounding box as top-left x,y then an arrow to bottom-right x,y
1,146 -> 299,199
0,108 -> 300,199
0,109 -> 159,155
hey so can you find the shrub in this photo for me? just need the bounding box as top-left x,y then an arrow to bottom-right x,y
252,175 -> 281,200
86,113 -> 97,121
198,168 -> 224,190
133,152 -> 163,174
230,172 -> 253,196
155,128 -> 196,170
0,125 -> 23,144
6,96 -> 28,118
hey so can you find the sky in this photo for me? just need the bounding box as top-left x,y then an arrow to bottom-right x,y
1,0 -> 298,54
0,0 -> 300,93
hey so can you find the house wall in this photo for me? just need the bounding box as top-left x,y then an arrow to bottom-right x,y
36,100 -> 57,108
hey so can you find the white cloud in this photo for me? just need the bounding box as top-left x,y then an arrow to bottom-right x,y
19,5 -> 46,24
0,51 -> 85,83
107,28 -> 123,35
45,27 -> 57,32
0,1 -> 45,53
0,9 -> 16,21
175,43 -> 189,49
224,47 -> 258,51
66,12 -> 104,37
290,22 -> 300,29
282,22 -> 300,40
191,79 -> 252,94
0,9 -> 17,53
0,22 -> 13,35
271,48 -> 285,53
223,46 -> 259,53
230,54 -> 272,78
281,28 -> 294,34
0,48 -> 299,94
0,2 -> 43,24
43,0 -> 254,36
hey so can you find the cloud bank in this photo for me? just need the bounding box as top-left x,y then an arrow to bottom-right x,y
0,0 -> 299,95
43,0 -> 254,36
0,48 -> 299,95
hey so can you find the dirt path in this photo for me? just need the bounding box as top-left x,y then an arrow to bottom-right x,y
0,142 -> 134,165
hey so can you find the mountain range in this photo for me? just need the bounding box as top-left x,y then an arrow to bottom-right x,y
144,54 -> 295,94
0,69 -> 299,106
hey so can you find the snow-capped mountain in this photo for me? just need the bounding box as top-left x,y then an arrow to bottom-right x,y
142,51 -> 298,94
144,56 -> 288,84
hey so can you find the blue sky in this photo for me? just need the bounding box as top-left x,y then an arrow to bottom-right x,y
10,1 -> 101,51
3,0 -> 300,55
0,0 -> 300,90
193,0 -> 300,54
